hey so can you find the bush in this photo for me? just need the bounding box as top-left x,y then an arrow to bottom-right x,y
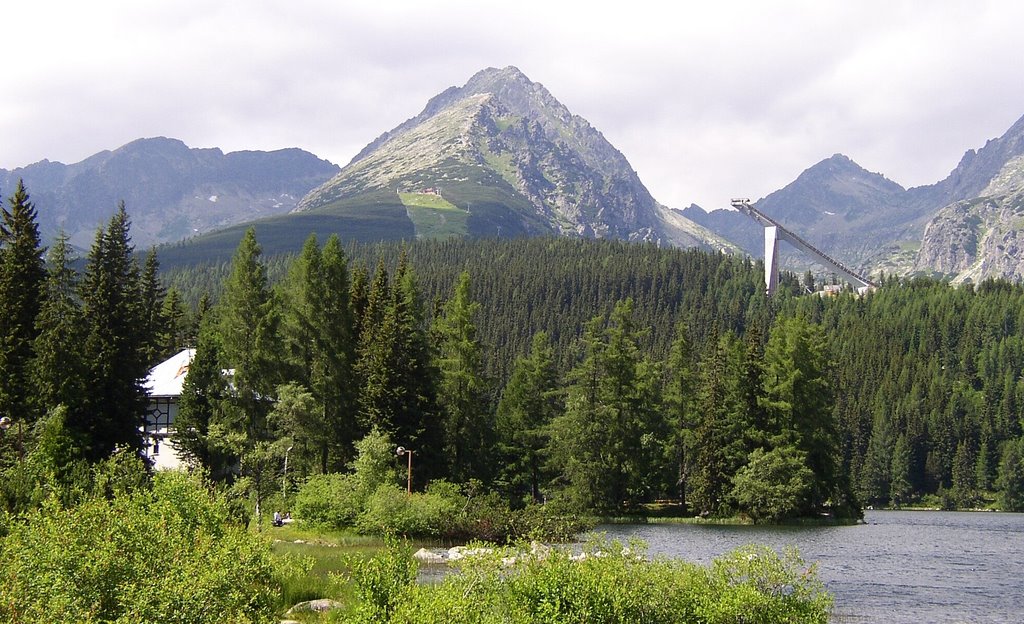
356,536 -> 832,623
293,472 -> 364,529
0,471 -> 285,624
342,536 -> 418,623
355,484 -> 458,537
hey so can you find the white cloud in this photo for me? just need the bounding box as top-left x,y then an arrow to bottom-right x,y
3,0 -> 1024,211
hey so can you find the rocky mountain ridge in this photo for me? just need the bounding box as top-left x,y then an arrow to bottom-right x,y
0,138 -> 339,249
684,112 -> 1024,283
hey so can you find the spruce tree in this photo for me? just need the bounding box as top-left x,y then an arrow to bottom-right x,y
317,235 -> 359,469
31,232 -> 85,418
138,248 -> 168,366
0,180 -> 46,428
280,234 -> 359,472
175,321 -> 234,478
547,301 -> 664,510
760,315 -> 852,514
77,203 -> 150,461
160,288 -> 188,356
496,331 -> 560,502
390,254 -> 442,481
434,271 -> 491,482
217,227 -> 281,444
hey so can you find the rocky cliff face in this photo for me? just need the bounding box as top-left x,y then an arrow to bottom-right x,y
686,113 -> 1024,282
297,66 -> 723,248
0,138 -> 339,249
914,156 -> 1024,282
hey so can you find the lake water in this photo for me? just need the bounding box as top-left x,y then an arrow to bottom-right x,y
596,510 -> 1024,623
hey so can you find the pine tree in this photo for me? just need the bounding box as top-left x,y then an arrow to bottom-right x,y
390,255 -> 441,481
280,234 -> 359,472
951,440 -> 977,508
760,315 -> 852,514
175,322 -> 235,479
496,331 -> 560,502
138,248 -> 167,366
996,436 -> 1024,512
31,232 -> 85,418
434,271 -> 491,482
160,288 -> 188,355
318,235 -> 359,469
663,321 -> 697,504
547,301 -> 665,510
687,331 -> 747,515
890,434 -> 913,507
76,203 -> 150,461
0,180 -> 47,428
355,260 -> 400,432
217,227 -> 281,444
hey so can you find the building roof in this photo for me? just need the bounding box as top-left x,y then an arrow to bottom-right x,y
144,348 -> 196,398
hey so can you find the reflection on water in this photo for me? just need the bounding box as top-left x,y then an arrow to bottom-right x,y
596,510 -> 1024,624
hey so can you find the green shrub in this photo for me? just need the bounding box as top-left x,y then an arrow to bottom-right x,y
0,471 -> 285,624
294,472 -> 364,529
352,537 -> 832,623
355,484 -> 458,537
342,536 -> 418,623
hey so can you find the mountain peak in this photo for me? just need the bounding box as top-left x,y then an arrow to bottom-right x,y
464,65 -> 531,88
295,67 -> 720,247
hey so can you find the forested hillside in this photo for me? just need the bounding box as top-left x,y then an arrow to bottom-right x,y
3,180 -> 1023,533
161,237 -> 1024,514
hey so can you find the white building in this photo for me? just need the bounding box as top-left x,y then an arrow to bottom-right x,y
142,348 -> 195,470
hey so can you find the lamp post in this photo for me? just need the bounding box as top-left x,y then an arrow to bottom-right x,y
282,445 -> 294,500
396,446 -> 413,494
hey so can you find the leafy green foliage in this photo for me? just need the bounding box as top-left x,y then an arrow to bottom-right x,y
730,445 -> 814,522
0,471 -> 284,624
351,537 -> 831,624
343,536 -> 418,623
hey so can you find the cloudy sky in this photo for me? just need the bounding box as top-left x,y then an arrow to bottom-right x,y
4,0 -> 1024,211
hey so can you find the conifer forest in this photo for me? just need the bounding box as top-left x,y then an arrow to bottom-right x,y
3,181 -> 1024,528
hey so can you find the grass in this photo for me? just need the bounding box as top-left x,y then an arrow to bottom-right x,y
399,191 -> 469,240
269,524 -> 387,622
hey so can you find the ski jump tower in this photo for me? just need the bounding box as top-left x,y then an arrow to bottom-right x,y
730,198 -> 877,296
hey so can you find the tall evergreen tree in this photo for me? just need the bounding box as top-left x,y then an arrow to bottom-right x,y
31,232 -> 85,418
434,271 -> 491,482
76,203 -> 150,461
160,288 -> 188,356
996,436 -> 1024,512
663,321 -> 697,504
0,180 -> 46,428
889,433 -> 913,507
318,235 -> 360,469
138,248 -> 168,366
547,301 -> 665,510
687,330 -> 749,515
760,315 -> 853,514
280,234 -> 359,472
496,331 -> 560,502
217,227 -> 281,444
390,254 -> 442,481
175,321 -> 235,479
355,261 -> 401,433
